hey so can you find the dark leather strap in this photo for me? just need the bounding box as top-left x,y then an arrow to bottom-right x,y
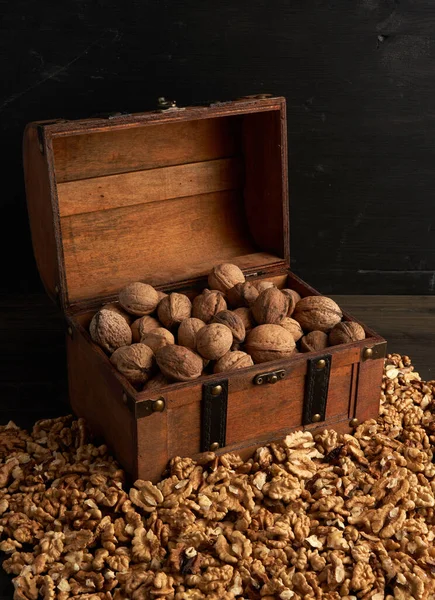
303,354 -> 331,425
201,379 -> 228,452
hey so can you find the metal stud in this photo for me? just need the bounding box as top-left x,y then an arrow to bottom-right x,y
67,327 -> 73,338
363,347 -> 373,360
269,374 -> 278,384
152,398 -> 165,413
316,359 -> 326,370
210,442 -> 220,451
312,414 -> 321,423
211,385 -> 223,396
350,417 -> 359,428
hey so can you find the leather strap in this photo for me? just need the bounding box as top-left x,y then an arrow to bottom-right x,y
303,354 -> 331,425
201,379 -> 228,452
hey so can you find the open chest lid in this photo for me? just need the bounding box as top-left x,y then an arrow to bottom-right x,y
23,95 -> 290,312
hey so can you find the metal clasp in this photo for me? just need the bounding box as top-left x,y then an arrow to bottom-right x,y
254,369 -> 286,385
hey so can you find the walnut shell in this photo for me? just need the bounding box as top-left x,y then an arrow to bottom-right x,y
141,328 -> 175,354
245,324 -> 296,363
254,281 -> 275,293
293,296 -> 343,332
142,372 -> 171,392
102,302 -> 134,325
131,316 -> 161,343
157,293 -> 192,329
227,282 -> 259,308
281,289 -> 301,317
156,345 -> 203,381
196,323 -> 233,360
89,309 -> 132,354
157,291 -> 168,302
177,318 -> 206,350
300,331 -> 329,353
119,282 -> 159,316
208,263 -> 245,293
329,321 -> 365,346
213,351 -> 254,374
110,343 -> 154,385
192,289 -> 227,323
280,317 -> 304,342
251,288 -> 289,325
211,310 -> 246,343
233,307 -> 256,333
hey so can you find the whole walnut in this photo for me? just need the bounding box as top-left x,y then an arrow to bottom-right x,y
196,323 -> 233,360
89,309 -> 132,354
329,321 -> 365,346
177,318 -> 206,350
245,324 -> 296,363
156,345 -> 203,381
142,372 -> 171,392
131,316 -> 161,343
208,263 -> 245,293
254,280 -> 275,293
227,282 -> 259,308
119,282 -> 159,316
233,307 -> 256,333
141,328 -> 175,354
110,344 -> 154,385
157,291 -> 168,302
102,302 -> 134,324
252,288 -> 289,325
211,310 -> 246,343
280,317 -> 303,342
281,289 -> 301,317
157,293 -> 192,329
214,351 -> 254,373
192,289 -> 227,323
293,296 -> 343,332
300,331 -> 329,353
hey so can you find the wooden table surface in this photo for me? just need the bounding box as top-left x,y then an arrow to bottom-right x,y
0,294 -> 434,598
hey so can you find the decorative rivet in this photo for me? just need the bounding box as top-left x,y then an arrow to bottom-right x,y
211,385 -> 223,396
350,417 -> 359,428
363,347 -> 374,360
255,377 -> 263,385
67,327 -> 73,337
312,414 -> 321,423
269,375 -> 278,384
210,442 -> 220,451
122,393 -> 128,404
316,359 -> 326,370
152,398 -> 165,413
55,285 -> 59,294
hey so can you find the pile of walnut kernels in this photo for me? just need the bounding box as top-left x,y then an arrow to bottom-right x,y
1,354 -> 435,600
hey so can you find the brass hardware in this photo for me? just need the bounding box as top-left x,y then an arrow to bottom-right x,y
211,385 -> 223,396
312,413 -> 321,423
158,97 -> 184,112
361,341 -> 387,362
210,442 -> 220,451
67,327 -> 73,337
350,417 -> 359,428
254,369 -> 285,385
363,347 -> 373,360
122,393 -> 128,404
316,359 -> 326,370
152,397 -> 165,413
55,285 -> 59,294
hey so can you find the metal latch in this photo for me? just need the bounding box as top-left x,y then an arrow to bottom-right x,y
254,369 -> 286,385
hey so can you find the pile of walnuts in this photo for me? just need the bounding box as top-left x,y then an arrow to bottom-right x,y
1,353 -> 435,599
89,263 -> 365,389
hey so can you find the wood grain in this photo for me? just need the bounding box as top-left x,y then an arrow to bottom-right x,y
60,190 -> 284,303
137,411 -> 169,482
52,116 -> 242,182
57,157 -> 244,216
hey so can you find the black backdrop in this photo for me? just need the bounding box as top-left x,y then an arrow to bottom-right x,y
2,0 -> 435,297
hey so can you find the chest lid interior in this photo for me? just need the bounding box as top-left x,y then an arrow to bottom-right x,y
24,96 -> 289,311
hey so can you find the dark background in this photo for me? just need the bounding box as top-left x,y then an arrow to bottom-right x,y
1,0 -> 435,424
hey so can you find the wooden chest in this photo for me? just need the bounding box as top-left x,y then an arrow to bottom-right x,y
23,95 -> 386,482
